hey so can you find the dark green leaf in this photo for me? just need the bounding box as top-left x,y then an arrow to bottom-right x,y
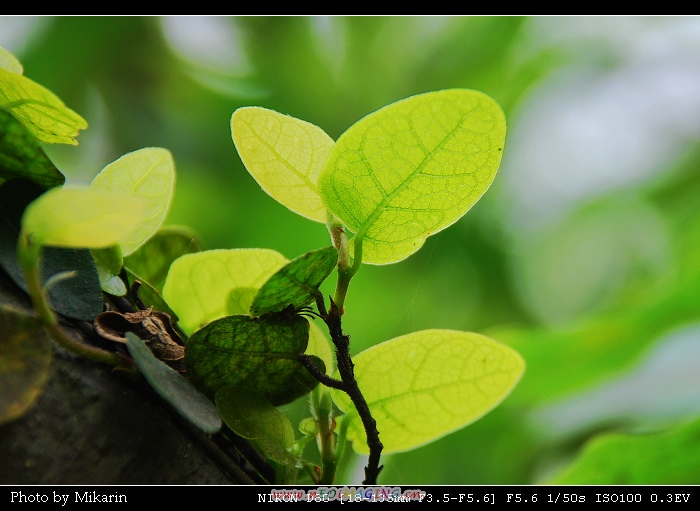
125,332 -> 221,434
0,305 -> 52,426
0,109 -> 64,189
185,313 -> 322,406
250,246 -> 337,316
215,385 -> 302,468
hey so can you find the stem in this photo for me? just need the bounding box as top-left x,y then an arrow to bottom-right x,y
17,233 -> 130,367
311,384 -> 338,484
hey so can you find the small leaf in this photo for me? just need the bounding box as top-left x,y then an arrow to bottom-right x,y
162,248 -> 288,335
21,186 -> 146,249
90,148 -> 175,256
250,246 -> 337,316
123,226 -> 202,294
215,386 -> 302,468
91,245 -> 127,296
0,46 -> 23,74
0,67 -> 87,145
125,332 -> 221,434
0,110 -> 65,189
0,305 -> 52,426
124,268 -> 179,323
185,313 -> 320,406
231,106 -> 334,223
319,89 -> 506,264
330,329 -> 524,454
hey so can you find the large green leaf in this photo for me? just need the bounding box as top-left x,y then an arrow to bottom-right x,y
21,185 -> 146,249
216,386 -> 302,468
90,148 -> 175,256
231,106 -> 334,223
125,332 -> 221,434
250,246 -> 337,316
331,329 -> 524,454
0,67 -> 87,145
185,313 -> 323,406
319,89 -> 506,264
546,418 -> 700,484
0,110 -> 64,189
0,305 -> 52,426
162,249 -> 288,334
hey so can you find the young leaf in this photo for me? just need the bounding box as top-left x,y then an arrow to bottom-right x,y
231,106 -> 334,223
330,329 -> 524,454
125,332 -> 221,434
0,110 -> 65,189
21,186 -> 146,249
185,313 -> 322,406
250,246 -> 337,316
0,67 -> 87,145
162,249 -> 288,335
90,148 -> 175,256
215,386 -> 303,468
91,246 -> 127,297
319,89 -> 506,264
0,305 -> 52,426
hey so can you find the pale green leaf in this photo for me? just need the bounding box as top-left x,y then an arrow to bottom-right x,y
91,246 -> 127,296
0,46 -> 23,74
0,67 -> 87,145
90,148 -> 175,256
331,329 -> 524,454
231,106 -> 334,223
162,249 -> 288,335
307,320 -> 334,375
226,287 -> 258,316
125,332 -> 221,434
319,89 -> 506,264
21,186 -> 146,249
216,386 -> 302,468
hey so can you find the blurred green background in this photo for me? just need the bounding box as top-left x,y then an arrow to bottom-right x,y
4,15 -> 700,485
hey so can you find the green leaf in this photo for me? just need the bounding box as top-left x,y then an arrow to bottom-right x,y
330,329 -> 524,454
546,418 -> 700,484
20,185 -> 146,249
123,226 -> 202,294
162,249 -> 288,335
231,106 -> 334,223
0,305 -> 52,426
0,179 -> 104,321
250,246 -> 337,316
91,246 -> 127,296
319,89 -> 506,264
0,67 -> 87,145
215,386 -> 302,468
225,287 -> 258,316
90,148 -> 175,256
0,109 -> 65,189
307,321 -> 334,375
185,313 -> 322,406
0,46 -> 23,74
125,332 -> 221,434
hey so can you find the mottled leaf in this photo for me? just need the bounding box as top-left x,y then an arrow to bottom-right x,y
185,313 -> 322,406
250,246 -> 337,316
319,89 -> 506,264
